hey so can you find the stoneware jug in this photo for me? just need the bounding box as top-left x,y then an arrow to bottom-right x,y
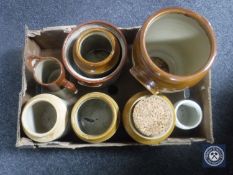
26,55 -> 77,94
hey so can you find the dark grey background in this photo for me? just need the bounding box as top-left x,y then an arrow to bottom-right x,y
0,0 -> 233,174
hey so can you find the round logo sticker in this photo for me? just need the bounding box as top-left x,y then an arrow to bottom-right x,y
204,146 -> 225,167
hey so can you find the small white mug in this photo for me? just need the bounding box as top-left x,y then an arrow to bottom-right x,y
174,100 -> 202,130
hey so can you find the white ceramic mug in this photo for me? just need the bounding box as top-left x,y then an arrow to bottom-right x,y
174,100 -> 202,130
21,94 -> 68,142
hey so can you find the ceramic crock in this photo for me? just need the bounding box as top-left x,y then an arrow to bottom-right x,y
131,7 -> 217,94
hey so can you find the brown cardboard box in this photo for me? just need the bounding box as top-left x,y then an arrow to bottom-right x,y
16,25 -> 214,149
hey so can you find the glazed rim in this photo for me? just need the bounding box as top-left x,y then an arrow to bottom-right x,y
140,7 -> 217,82
71,92 -> 119,142
62,21 -> 127,84
33,57 -> 63,86
75,28 -> 117,66
21,94 -> 65,138
123,91 -> 175,144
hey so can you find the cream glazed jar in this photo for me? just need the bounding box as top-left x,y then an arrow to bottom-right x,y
21,94 -> 69,142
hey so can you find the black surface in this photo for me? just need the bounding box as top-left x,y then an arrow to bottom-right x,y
0,0 -> 233,174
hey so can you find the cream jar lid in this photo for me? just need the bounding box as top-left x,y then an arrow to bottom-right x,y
123,91 -> 175,145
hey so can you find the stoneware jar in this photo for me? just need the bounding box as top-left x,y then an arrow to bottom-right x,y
73,27 -> 120,76
131,7 -> 217,94
123,91 -> 175,145
21,94 -> 69,142
62,21 -> 127,87
71,92 -> 119,143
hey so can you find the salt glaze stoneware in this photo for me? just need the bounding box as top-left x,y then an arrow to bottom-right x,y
71,92 -> 119,143
62,21 -> 127,87
73,28 -> 120,76
21,94 -> 68,142
123,91 -> 175,145
26,55 -> 77,93
131,7 -> 217,94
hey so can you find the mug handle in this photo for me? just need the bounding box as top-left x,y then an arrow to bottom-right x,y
130,66 -> 159,94
61,78 -> 78,94
26,55 -> 43,72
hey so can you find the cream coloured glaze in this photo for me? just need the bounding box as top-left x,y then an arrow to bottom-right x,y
21,94 -> 68,142
23,101 -> 57,133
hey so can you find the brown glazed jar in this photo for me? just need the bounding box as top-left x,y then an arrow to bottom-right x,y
62,21 -> 127,87
73,28 -> 120,76
131,7 -> 217,94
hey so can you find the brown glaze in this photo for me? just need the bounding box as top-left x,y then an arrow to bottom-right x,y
62,21 -> 127,87
131,7 -> 217,94
27,55 -> 77,93
73,28 -> 120,76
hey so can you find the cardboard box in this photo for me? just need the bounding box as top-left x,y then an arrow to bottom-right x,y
16,25 -> 214,149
